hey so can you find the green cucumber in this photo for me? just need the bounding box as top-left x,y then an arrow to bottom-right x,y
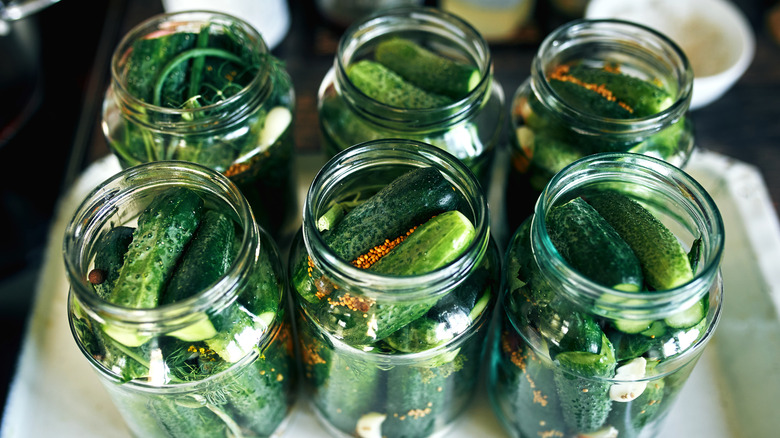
370,210 -> 475,275
586,190 -> 694,290
161,209 -> 235,305
320,211 -> 476,344
374,37 -> 481,100
564,65 -> 674,117
91,226 -> 135,299
547,197 -> 643,291
314,346 -> 382,435
346,60 -> 452,109
292,166 -> 463,304
383,364 -> 447,438
553,334 -> 617,433
549,65 -> 673,119
664,296 -> 708,329
493,328 -> 567,438
326,166 -> 463,265
108,187 -> 205,310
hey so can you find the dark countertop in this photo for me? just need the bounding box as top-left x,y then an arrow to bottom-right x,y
2,0 -> 778,422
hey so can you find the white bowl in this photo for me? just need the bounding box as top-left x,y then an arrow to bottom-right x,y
585,0 -> 755,110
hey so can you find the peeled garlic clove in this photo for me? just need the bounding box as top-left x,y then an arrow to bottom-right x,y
610,356 -> 648,402
356,412 -> 387,438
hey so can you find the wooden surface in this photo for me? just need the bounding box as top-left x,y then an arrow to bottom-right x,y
71,0 -> 780,217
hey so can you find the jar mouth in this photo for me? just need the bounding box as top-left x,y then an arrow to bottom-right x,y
531,152 -> 724,319
333,6 -> 494,130
302,139 -> 491,301
63,161 -> 267,333
109,10 -> 271,128
531,19 -> 693,135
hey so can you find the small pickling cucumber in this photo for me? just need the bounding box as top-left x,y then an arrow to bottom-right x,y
549,64 -> 673,119
546,197 -> 643,291
324,166 -> 463,264
161,209 -> 235,305
374,37 -> 481,100
563,65 -> 674,118
108,187 -> 205,310
346,60 -> 452,109
161,209 -> 236,343
553,334 -> 617,433
90,226 -> 135,299
383,363 -> 448,438
370,210 -> 475,275
664,296 -> 708,329
586,190 -> 694,290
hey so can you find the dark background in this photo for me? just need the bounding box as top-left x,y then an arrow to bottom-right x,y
1,0 -> 778,423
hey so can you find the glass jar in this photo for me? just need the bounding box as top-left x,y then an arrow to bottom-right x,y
317,6 -> 505,189
64,161 -> 297,438
489,153 -> 724,438
505,19 -> 695,231
102,11 -> 297,242
288,139 -> 500,437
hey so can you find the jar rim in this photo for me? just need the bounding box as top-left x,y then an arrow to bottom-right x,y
302,139 -> 491,300
333,6 -> 495,130
530,152 -> 724,317
109,10 -> 272,122
531,18 -> 694,134
63,160 -> 264,330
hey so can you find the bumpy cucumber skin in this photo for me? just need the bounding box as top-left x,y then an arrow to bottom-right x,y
109,187 -> 204,309
550,65 -> 672,119
564,65 -> 673,118
547,197 -> 644,291
92,226 -> 135,299
321,210 -> 476,344
374,37 -> 480,100
347,60 -> 452,109
161,209 -> 234,305
370,210 -> 475,276
553,334 -> 617,433
383,364 -> 447,438
491,323 -> 567,438
586,190 -> 694,290
325,166 -> 462,263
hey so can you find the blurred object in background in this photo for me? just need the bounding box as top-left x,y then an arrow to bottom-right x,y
161,0 -> 290,49
314,0 -> 423,29
0,16 -> 41,147
0,0 -> 59,20
770,1 -> 780,44
439,0 -> 536,43
586,0 -> 755,110
548,0 -> 588,18
0,0 -> 62,146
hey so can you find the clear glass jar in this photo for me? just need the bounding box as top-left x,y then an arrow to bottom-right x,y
102,11 -> 297,242
489,153 -> 724,438
317,6 -> 505,188
505,19 -> 695,231
64,161 -> 297,438
288,139 -> 500,437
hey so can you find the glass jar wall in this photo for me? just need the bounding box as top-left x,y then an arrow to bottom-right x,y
101,11 -> 297,242
288,140 -> 500,437
317,6 -> 505,189
489,153 -> 724,437
505,19 -> 695,231
63,161 -> 296,438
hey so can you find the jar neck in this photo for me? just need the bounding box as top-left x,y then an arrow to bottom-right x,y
530,152 -> 724,320
531,19 -> 693,137
109,11 -> 274,133
302,140 -> 491,300
64,161 -> 262,333
334,6 -> 494,131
